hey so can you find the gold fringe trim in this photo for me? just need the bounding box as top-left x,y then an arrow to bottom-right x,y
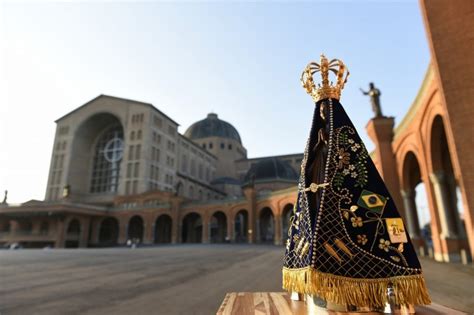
282,267 -> 431,308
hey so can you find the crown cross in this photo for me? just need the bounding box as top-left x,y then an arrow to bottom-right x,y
301,54 -> 350,103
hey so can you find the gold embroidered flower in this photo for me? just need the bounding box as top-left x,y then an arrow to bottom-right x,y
337,148 -> 350,169
342,168 -> 350,175
351,143 -> 361,152
357,234 -> 368,245
348,164 -> 356,171
351,216 -> 363,227
351,171 -> 358,178
348,138 -> 354,144
379,238 -> 391,252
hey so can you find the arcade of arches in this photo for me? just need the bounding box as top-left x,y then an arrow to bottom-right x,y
0,187 -> 297,249
368,66 -> 473,263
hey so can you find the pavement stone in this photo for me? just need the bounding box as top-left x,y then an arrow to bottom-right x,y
0,245 -> 472,315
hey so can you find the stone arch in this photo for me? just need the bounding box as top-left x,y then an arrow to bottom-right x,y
69,112 -> 124,196
210,211 -> 227,243
182,212 -> 202,243
154,214 -> 172,244
99,217 -> 119,245
429,115 -> 465,240
257,202 -> 276,216
259,207 -> 274,243
281,203 -> 294,244
128,215 -> 144,242
402,151 -> 424,191
430,115 -> 454,172
401,151 -> 430,253
234,209 -> 249,243
67,219 -> 81,234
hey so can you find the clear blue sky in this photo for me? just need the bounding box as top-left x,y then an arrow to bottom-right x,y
0,1 -> 430,205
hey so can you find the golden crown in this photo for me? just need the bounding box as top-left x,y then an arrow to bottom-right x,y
301,54 -> 350,103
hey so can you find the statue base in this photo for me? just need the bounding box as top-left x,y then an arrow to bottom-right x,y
305,294 -> 415,314
217,292 -> 464,315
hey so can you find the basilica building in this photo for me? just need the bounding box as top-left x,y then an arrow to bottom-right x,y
0,94 -> 302,248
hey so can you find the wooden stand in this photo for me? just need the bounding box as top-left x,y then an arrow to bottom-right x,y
216,292 -> 467,315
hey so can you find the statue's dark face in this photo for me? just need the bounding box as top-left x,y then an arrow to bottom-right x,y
369,82 -> 374,89
320,102 -> 328,121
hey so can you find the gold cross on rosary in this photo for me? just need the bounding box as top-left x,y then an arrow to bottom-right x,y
304,182 -> 329,193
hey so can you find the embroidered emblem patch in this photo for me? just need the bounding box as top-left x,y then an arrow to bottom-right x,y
357,190 -> 387,213
386,218 -> 408,243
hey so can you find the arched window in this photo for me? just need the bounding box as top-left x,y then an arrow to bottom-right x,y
40,222 -> 49,235
198,164 -> 203,179
191,160 -> 196,177
181,155 -> 188,173
90,125 -> 124,193
67,219 -> 81,236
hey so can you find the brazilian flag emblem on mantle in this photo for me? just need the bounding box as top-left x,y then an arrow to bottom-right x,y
357,190 -> 387,214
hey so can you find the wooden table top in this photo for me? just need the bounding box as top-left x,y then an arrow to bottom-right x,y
216,292 -> 467,315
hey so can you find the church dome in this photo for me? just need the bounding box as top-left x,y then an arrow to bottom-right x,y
243,157 -> 298,184
184,113 -> 242,144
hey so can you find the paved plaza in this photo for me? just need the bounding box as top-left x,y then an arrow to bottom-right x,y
0,245 -> 473,315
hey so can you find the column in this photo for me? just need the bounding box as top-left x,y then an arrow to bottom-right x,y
202,217 -> 210,244
247,213 -> 254,244
255,219 -> 260,244
243,215 -> 254,244
118,217 -> 128,244
32,221 -> 41,235
274,215 -> 282,245
366,117 -> 406,220
89,219 -> 101,244
400,189 -> 421,239
9,220 -> 19,235
79,217 -> 90,248
55,218 -> 66,248
170,198 -> 181,244
430,171 -> 458,239
243,186 -> 256,244
143,221 -> 154,245
227,216 -> 234,242
173,218 -> 180,244
446,174 -> 466,238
